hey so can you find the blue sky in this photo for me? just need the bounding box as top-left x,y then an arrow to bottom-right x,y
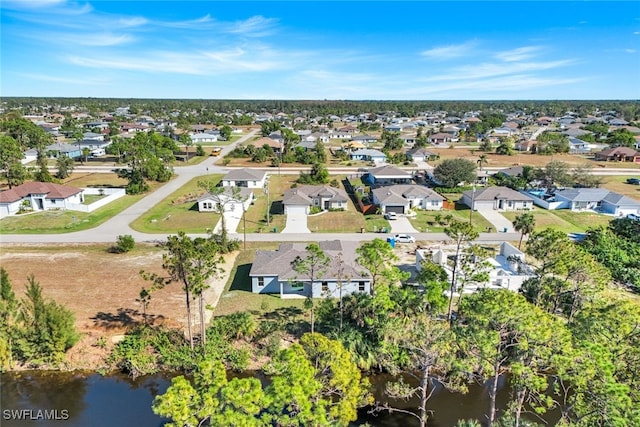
2,1 -> 639,100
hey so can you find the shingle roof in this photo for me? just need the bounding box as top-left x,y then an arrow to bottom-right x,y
463,186 -> 533,202
372,185 -> 444,204
368,164 -> 411,178
282,185 -> 349,205
222,168 -> 267,182
0,182 -> 82,203
249,241 -> 369,280
197,187 -> 253,203
555,188 -> 610,202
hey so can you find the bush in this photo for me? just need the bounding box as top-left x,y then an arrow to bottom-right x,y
309,206 -> 322,214
195,144 -> 205,156
111,235 -> 135,253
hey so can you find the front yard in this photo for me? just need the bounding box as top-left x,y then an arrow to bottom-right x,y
408,208 -> 493,233
130,175 -> 223,234
501,207 -> 613,234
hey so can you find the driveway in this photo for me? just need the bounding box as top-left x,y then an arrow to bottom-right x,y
214,210 -> 243,234
389,216 -> 418,233
281,211 -> 310,233
475,207 -> 514,233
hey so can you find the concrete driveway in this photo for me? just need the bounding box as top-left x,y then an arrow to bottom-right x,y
281,211 -> 310,233
214,210 -> 243,234
476,207 -> 514,233
389,216 -> 418,233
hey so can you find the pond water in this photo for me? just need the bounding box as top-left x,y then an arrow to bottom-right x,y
0,371 -> 560,427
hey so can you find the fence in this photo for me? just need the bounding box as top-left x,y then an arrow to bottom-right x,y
67,187 -> 126,213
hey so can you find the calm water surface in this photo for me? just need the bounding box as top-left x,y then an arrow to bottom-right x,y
0,371 -> 559,427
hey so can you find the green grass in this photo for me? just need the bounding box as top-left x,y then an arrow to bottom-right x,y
0,194 -> 147,234
241,189 -> 286,234
501,207 -> 612,234
214,243 -> 307,317
130,175 -> 223,234
408,209 -> 492,233
82,194 -> 106,205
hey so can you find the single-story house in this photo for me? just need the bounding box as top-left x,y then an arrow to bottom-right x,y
340,141 -> 367,151
249,240 -> 371,298
350,148 -> 387,164
45,143 -> 82,159
594,147 -> 640,162
494,165 -> 524,178
282,185 -> 349,215
196,187 -> 254,213
568,137 -> 591,153
250,137 -> 284,153
352,135 -> 379,144
72,139 -> 111,151
407,148 -> 438,162
461,186 -> 534,211
553,188 -> 640,216
364,164 -> 412,185
82,132 -> 105,141
0,182 -> 84,218
372,184 -> 445,213
416,241 -> 536,294
221,168 -> 268,188
190,132 -> 218,144
428,133 -> 457,145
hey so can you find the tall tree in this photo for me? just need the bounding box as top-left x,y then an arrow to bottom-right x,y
512,212 -> 536,249
197,180 -> 245,247
0,135 -> 27,188
356,238 -> 409,296
443,220 -> 479,324
55,155 -> 74,179
151,232 -> 224,351
433,158 -> 477,187
291,243 -> 330,333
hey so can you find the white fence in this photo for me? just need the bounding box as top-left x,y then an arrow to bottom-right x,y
519,191 -> 564,210
67,187 -> 126,213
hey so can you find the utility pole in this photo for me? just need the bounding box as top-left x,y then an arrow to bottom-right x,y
266,180 -> 271,227
469,184 -> 476,225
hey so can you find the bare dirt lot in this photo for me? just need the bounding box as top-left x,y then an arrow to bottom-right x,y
0,244 -> 238,369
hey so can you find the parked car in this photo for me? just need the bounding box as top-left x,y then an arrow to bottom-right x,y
626,178 -> 640,185
384,212 -> 398,220
627,213 -> 640,221
393,234 -> 416,243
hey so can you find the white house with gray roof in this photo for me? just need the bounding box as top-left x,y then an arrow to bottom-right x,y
364,165 -> 412,185
221,168 -> 268,188
372,185 -> 445,214
350,148 -> 386,164
461,186 -> 534,211
249,241 -> 371,298
552,188 -> 640,216
196,187 -> 254,213
282,185 -> 349,215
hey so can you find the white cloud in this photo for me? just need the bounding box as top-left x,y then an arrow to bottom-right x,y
625,49 -> 637,54
20,73 -> 109,85
420,41 -> 477,60
423,59 -> 577,82
59,33 -> 135,46
224,16 -> 279,37
494,46 -> 543,62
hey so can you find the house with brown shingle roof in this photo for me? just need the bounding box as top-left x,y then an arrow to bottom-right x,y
0,182 -> 83,218
594,146 -> 640,162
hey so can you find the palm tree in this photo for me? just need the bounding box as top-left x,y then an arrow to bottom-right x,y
512,212 -> 536,249
477,154 -> 488,171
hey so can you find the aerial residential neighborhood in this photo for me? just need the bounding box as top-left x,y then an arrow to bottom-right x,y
1,0 -> 639,425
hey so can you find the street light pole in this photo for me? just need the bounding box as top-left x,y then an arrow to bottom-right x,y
469,183 -> 476,225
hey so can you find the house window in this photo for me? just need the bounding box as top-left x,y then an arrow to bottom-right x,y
322,281 -> 328,292
252,181 -> 257,186
431,201 -> 440,206
291,282 -> 304,291
257,277 -> 264,287
314,199 -> 319,206
358,281 -> 366,292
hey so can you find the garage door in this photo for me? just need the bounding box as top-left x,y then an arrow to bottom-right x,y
285,205 -> 308,215
385,205 -> 405,214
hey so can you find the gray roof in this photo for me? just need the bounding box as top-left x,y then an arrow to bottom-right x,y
282,185 -> 349,205
46,143 -> 78,153
407,148 -> 437,157
464,186 -> 534,202
222,168 -> 267,182
555,188 -> 611,202
351,148 -> 386,157
249,241 -> 369,280
373,185 -> 444,204
368,164 -> 411,178
496,166 -> 524,177
556,188 -> 640,206
197,187 -> 253,203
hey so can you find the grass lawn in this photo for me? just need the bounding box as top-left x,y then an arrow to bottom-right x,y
130,175 -> 223,234
408,208 -> 492,233
213,243 -> 307,317
82,194 -> 106,205
0,193 -> 149,234
600,175 -> 640,199
241,188 -> 286,233
501,207 -> 612,233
